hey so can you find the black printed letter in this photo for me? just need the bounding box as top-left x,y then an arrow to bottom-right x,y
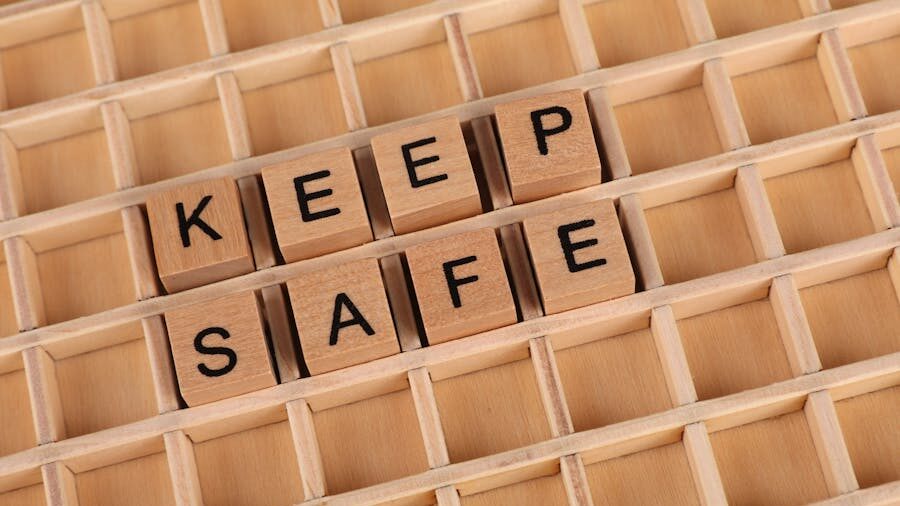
176,195 -> 222,247
530,106 -> 573,156
557,220 -> 606,273
402,137 -> 448,188
329,293 -> 375,345
443,256 -> 479,308
194,326 -> 238,377
294,170 -> 340,222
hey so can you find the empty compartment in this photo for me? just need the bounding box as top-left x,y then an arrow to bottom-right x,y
339,0 -> 429,23
885,145 -> 900,199
585,441 -> 700,506
433,356 -> 551,463
123,79 -> 231,184
848,34 -> 900,116
353,22 -> 462,126
612,69 -> 724,175
194,408 -> 304,506
11,108 -> 115,214
764,157 -> 875,253
710,410 -> 830,505
0,3 -> 94,108
0,469 -> 44,506
0,357 -> 37,457
313,385 -> 429,493
73,439 -> 174,506
645,185 -> 757,284
220,0 -> 323,52
1,253 -> 15,338
831,0 -> 875,7
705,0 -> 802,39
678,297 -> 793,400
49,322 -> 159,437
468,4 -> 575,97
800,267 -> 900,369
28,212 -> 136,324
105,0 -> 210,80
554,328 -> 672,431
731,47 -> 838,144
460,468 -> 568,506
584,0 -> 688,67
834,385 -> 899,488
239,51 -> 347,155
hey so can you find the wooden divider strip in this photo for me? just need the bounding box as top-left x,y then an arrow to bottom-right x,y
650,305 -> 698,406
735,165 -> 786,261
559,0 -> 600,73
703,58 -> 750,151
408,367 -> 450,469
41,461 -> 78,506
317,0 -> 342,27
4,236 -> 45,331
805,390 -> 859,496
286,398 -> 327,500
808,481 -> 900,506
618,193 -> 664,290
586,87 -> 630,180
197,0 -> 229,57
470,115 -> 511,210
101,101 -> 139,190
852,134 -> 900,229
121,206 -> 160,300
331,42 -> 368,132
435,485 -> 461,506
530,336 -> 574,437
770,274 -> 823,376
23,346 -> 64,444
216,72 -> 253,161
444,14 -> 483,102
890,248 -> 900,300
500,223 -> 543,321
80,0 -> 117,85
260,284 -> 301,383
379,254 -> 422,352
163,430 -> 204,506
0,131 -> 22,219
683,422 -> 728,506
352,146 -> 393,240
675,0 -> 717,45
237,176 -> 277,269
818,29 -> 867,123
142,315 -> 181,413
560,454 -> 594,506
800,0 -> 831,17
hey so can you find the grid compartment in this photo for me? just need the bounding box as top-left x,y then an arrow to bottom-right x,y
848,34 -> 900,116
585,442 -> 700,506
885,145 -> 900,199
220,0 -> 324,52
834,385 -> 900,488
584,0 -> 688,67
461,473 -> 568,506
75,449 -> 174,505
0,365 -> 36,457
433,358 -> 551,463
704,0 -> 802,39
555,328 -> 672,431
0,483 -> 44,506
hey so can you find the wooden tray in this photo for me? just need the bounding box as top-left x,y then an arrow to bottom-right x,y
0,0 -> 898,505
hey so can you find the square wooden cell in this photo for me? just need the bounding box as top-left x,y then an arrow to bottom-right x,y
834,386 -> 900,488
710,411 -> 830,505
0,261 -> 15,337
469,14 -> 575,97
55,337 -> 158,437
645,189 -> 757,284
0,368 -> 36,457
338,0 -> 429,23
356,41 -> 463,126
704,0 -> 802,39
314,388 -> 429,494
849,35 -> 900,116
885,146 -> 900,199
18,127 -> 115,214
34,218 -> 136,324
615,85 -> 723,175
242,71 -> 347,155
0,23 -> 93,108
585,442 -> 700,506
433,358 -> 551,463
220,0 -> 324,52
461,474 -> 568,506
584,0 -> 689,67
555,329 -> 672,431
0,482 -> 44,506
75,450 -> 174,506
130,99 -> 231,184
765,159 -> 875,254
800,268 -> 900,369
195,419 -> 304,506
109,1 -> 210,80
733,57 -> 838,144
678,299 -> 793,401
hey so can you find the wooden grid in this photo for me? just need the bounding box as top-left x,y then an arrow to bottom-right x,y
0,0 -> 897,505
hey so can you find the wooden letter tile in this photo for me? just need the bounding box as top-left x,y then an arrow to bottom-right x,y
494,89 -> 601,204
523,200 -> 635,314
262,147 -> 372,263
286,258 -> 400,375
371,116 -> 482,234
405,228 -> 517,345
164,291 -> 276,406
146,177 -> 254,293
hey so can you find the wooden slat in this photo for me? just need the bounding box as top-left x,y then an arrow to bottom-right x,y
558,0 -> 600,73
683,422 -> 728,506
331,42 -> 367,132
799,0 -> 830,17
852,134 -> 900,229
770,274 -> 823,376
4,236 -> 45,331
650,305 -> 698,406
237,175 -> 277,269
379,254 -> 422,353
818,29 -> 867,123
735,164 -> 786,260
890,248 -> 900,301
163,430 -> 204,506
216,72 -> 253,161
470,115 -> 511,210
444,14 -> 483,102
530,336 -> 574,437
41,461 -> 78,506
435,485 -> 461,506
500,223 -> 543,321
703,58 -> 750,151
675,0 -> 717,45
101,101 -> 139,190
260,284 -> 302,383
81,0 -> 117,85
808,481 -> 900,506
408,367 -> 450,468
586,87 -> 630,180
23,346 -> 64,444
618,193 -> 664,290
198,0 -> 229,57
560,454 -> 594,506
0,130 -> 24,220
352,146 -> 393,240
286,398 -> 327,500
317,0 -> 342,27
121,206 -> 160,300
805,390 -> 859,496
142,315 -> 181,413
